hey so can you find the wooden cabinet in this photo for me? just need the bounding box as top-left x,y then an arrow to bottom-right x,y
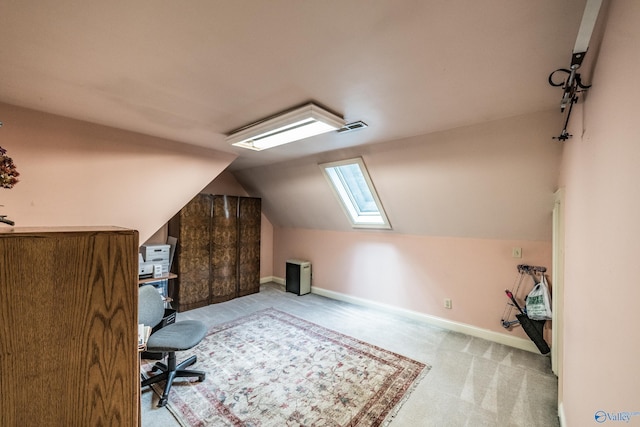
169,194 -> 261,312
0,227 -> 139,427
236,196 -> 261,298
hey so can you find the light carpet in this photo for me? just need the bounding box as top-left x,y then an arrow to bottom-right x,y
141,308 -> 429,426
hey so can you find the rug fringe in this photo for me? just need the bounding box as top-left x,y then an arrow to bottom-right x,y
381,363 -> 432,426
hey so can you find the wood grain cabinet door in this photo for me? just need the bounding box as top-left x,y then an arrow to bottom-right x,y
169,194 -> 261,311
171,193 -> 212,311
0,228 -> 139,427
210,195 -> 239,303
238,197 -> 261,297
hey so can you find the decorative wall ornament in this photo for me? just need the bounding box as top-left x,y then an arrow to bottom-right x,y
0,145 -> 20,189
0,121 -> 19,226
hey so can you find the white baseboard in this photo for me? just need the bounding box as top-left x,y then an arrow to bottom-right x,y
558,401 -> 566,427
266,276 -> 539,353
262,276 -> 285,285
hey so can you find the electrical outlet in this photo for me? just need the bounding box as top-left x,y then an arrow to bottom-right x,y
444,298 -> 452,309
512,247 -> 522,258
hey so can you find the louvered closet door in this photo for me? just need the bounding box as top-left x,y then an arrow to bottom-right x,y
174,193 -> 212,310
210,195 -> 239,303
238,197 -> 261,297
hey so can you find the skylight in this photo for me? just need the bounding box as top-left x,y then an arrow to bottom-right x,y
320,158 -> 391,229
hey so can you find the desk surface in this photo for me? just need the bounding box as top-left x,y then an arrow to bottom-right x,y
138,272 -> 177,285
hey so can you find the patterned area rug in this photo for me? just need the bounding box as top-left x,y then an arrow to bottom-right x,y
142,308 -> 429,426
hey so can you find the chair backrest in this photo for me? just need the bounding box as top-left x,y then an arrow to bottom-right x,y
138,285 -> 166,328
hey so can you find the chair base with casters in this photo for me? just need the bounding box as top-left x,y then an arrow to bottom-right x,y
139,285 -> 208,408
142,352 -> 206,407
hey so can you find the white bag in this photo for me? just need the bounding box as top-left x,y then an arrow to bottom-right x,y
525,274 -> 552,320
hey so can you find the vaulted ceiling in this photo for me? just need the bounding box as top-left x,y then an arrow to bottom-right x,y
0,1 -> 586,171
0,1 -> 594,240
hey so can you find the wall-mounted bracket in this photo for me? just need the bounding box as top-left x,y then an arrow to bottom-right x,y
549,0 -> 603,141
548,64 -> 592,141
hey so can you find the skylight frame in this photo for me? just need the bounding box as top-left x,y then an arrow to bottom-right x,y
320,157 -> 392,230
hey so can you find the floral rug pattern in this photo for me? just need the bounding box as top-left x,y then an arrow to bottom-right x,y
142,308 -> 429,426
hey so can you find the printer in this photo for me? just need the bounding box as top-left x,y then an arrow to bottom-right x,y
138,254 -> 154,279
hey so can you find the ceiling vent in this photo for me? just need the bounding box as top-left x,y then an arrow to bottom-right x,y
337,121 -> 368,133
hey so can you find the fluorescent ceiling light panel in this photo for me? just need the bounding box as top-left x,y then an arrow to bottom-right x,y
226,103 -> 345,151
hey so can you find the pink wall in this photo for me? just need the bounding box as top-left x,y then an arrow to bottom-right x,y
235,110 -> 563,241
559,2 -> 640,424
260,110 -> 559,344
0,102 -> 236,242
274,228 -> 551,339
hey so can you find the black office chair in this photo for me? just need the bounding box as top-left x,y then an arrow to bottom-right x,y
139,285 -> 207,407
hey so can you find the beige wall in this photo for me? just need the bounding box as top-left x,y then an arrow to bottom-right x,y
559,1 -> 640,424
0,102 -> 236,242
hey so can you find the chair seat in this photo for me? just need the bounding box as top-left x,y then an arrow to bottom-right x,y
146,320 -> 207,352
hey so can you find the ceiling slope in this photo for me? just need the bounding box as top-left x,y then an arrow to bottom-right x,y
0,102 -> 236,241
0,1 -> 585,170
234,110 -> 563,241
